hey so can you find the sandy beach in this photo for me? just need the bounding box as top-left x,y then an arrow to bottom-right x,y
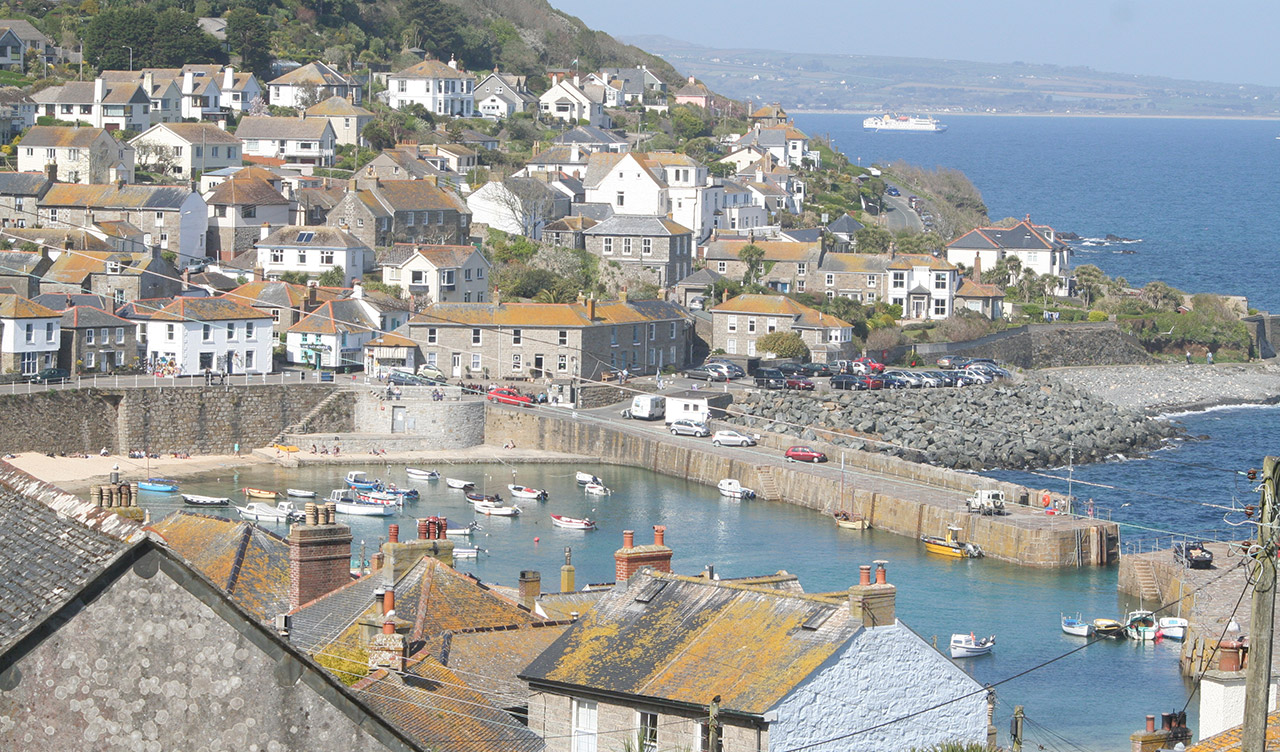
7,451 -> 265,494
1049,362 -> 1280,414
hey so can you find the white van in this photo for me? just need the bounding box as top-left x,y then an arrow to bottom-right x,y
665,396 -> 710,425
623,394 -> 666,420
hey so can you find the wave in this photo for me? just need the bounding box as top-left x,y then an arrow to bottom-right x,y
1075,236 -> 1144,245
1157,401 -> 1280,420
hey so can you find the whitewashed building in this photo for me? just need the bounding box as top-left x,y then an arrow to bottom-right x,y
18,126 -> 134,185
255,225 -> 371,287
284,286 -> 407,370
268,61 -> 361,109
29,79 -> 152,132
538,76 -> 608,127
129,122 -> 242,178
884,253 -> 960,321
945,217 -> 1071,294
380,244 -> 489,303
145,297 -> 273,375
236,117 -> 336,166
0,294 -> 60,375
386,57 -> 474,116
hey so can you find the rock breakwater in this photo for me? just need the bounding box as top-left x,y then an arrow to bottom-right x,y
724,376 -> 1181,470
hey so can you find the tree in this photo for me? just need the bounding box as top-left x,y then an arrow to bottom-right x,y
151,9 -> 222,67
892,230 -> 944,255
225,8 -> 272,77
82,9 -> 155,70
756,331 -> 809,360
854,225 -> 892,254
671,105 -> 709,141
1141,280 -> 1183,311
486,178 -> 559,239
737,243 -> 765,284
133,142 -> 179,175
1073,263 -> 1107,307
316,267 -> 346,287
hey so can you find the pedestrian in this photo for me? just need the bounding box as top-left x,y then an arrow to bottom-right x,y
1207,351 -> 1214,365
204,368 -> 211,386
1185,351 -> 1192,365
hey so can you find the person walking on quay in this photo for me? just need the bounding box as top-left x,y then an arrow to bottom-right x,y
1207,351 -> 1214,365
1185,350 -> 1192,365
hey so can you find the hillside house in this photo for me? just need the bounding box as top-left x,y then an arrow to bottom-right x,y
538,76 -> 608,127
204,173 -> 291,259
711,293 -> 855,361
945,217 -> 1071,294
284,288 -> 407,370
268,61 -> 361,108
255,224 -> 371,286
18,126 -> 134,185
38,183 -> 207,263
387,57 -> 474,116
58,304 -> 136,372
325,180 -> 471,248
474,72 -> 537,119
582,215 -> 694,288
30,78 -> 151,131
129,122 -> 242,177
380,243 -> 489,303
672,75 -> 713,108
237,117 -> 336,167
38,248 -> 181,304
304,96 -> 373,146
465,178 -> 569,239
704,238 -> 825,294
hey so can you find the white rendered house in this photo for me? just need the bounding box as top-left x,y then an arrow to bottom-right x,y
0,294 -> 60,375
256,225 -> 372,287
386,57 -> 474,117
145,297 -> 273,375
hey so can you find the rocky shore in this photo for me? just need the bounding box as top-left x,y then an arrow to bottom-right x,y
1049,362 -> 1280,414
723,375 -> 1181,470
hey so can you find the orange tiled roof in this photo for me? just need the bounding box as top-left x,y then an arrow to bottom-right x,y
956,279 -> 1004,298
411,299 -> 686,328
711,294 -> 851,329
0,293 -> 58,319
1187,711 -> 1280,751
150,296 -> 269,322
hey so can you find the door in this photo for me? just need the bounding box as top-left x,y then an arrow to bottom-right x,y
912,299 -> 925,319
451,353 -> 462,378
391,406 -> 406,434
533,354 -> 544,378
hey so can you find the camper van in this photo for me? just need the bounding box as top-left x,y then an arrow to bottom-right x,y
622,395 -> 666,421
665,395 -> 710,426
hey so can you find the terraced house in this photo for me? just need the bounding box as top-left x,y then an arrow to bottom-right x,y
582,215 -> 693,288
703,238 -> 824,294
144,296 -> 273,374
38,249 -> 180,304
407,298 -> 690,381
37,183 -> 208,263
284,287 -> 407,371
237,116 -> 337,167
0,293 -> 60,375
710,294 -> 855,362
325,179 -> 471,248
58,304 -> 136,373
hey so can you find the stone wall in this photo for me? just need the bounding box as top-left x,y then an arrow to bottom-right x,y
351,392 -> 485,448
0,389 -> 119,454
914,322 -> 1155,369
577,384 -> 630,409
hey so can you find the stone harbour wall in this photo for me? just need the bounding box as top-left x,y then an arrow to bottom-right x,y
0,389 -> 119,454
915,323 -> 1155,369
351,392 -> 485,448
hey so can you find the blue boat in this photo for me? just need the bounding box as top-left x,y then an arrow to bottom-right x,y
138,478 -> 179,492
345,471 -> 379,490
375,483 -> 419,501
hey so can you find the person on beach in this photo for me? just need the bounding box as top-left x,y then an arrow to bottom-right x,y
1185,351 -> 1191,365
1207,351 -> 1214,365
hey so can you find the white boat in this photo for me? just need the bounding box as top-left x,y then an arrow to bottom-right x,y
236,501 -> 305,523
446,477 -> 475,490
949,633 -> 996,658
1125,610 -> 1158,641
181,493 -> 230,507
406,468 -> 439,481
356,489 -> 401,505
453,547 -> 484,558
551,514 -> 597,530
345,471 -> 378,490
717,479 -> 756,500
584,482 -> 611,496
508,484 -> 547,500
1158,617 -> 1188,640
334,498 -> 398,517
1061,613 -> 1094,637
286,488 -> 316,498
863,113 -> 948,133
445,521 -> 481,537
575,471 -> 601,485
472,502 -> 521,517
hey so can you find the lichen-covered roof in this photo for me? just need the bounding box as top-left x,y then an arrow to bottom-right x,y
236,116 -> 333,141
0,171 -> 50,196
42,251 -> 158,285
410,299 -> 686,329
149,296 -> 269,322
270,61 -> 355,88
14,227 -> 115,252
141,122 -> 243,145
1187,710 -> 1280,751
42,184 -> 192,210
20,124 -> 110,148
703,239 -> 821,263
260,225 -> 368,249
0,293 -> 58,319
206,175 -> 289,206
423,622 -> 570,709
534,589 -> 612,620
886,253 -> 956,271
956,279 -> 1005,298
306,96 -> 373,118
370,181 -> 468,214
520,571 -> 859,715
381,244 -> 478,270
148,511 -> 291,623
710,294 -> 851,329
227,280 -> 344,310
287,298 -> 379,335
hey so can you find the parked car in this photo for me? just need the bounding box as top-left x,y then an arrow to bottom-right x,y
689,296 -> 706,310
916,371 -> 948,388
785,446 -> 828,463
669,419 -> 711,437
683,366 -> 727,382
712,430 -> 757,447
416,364 -> 447,382
881,372 -> 913,389
784,377 -> 815,391
775,362 -> 806,376
831,374 -> 882,391
29,367 -> 70,384
935,356 -> 972,368
753,367 -> 787,389
955,369 -> 992,385
799,362 -> 833,377
487,387 -> 533,406
387,370 -> 431,387
884,370 -> 923,388
965,363 -> 1010,379
853,357 -> 886,373
704,363 -> 743,380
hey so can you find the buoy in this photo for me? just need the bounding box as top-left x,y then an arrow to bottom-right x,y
534,537 -> 540,543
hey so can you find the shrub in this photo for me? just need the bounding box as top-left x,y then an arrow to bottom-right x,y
1088,310 -> 1108,322
756,331 -> 810,360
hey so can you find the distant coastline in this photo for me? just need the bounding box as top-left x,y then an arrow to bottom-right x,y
790,110 -> 1280,122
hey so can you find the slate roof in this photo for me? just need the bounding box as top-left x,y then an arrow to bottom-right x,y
60,304 -> 130,329
948,219 -> 1062,251
227,280 -> 344,310
114,297 -> 174,320
543,215 -> 598,233
0,487 -> 132,654
147,511 -> 291,624
42,251 -> 158,285
140,122 -> 243,145
236,116 -> 333,141
711,294 -> 851,329
570,203 -> 615,222
305,96 -> 373,118
298,185 -> 345,212
32,292 -> 108,311
819,253 -> 888,273
582,214 -> 691,237
0,172 -> 51,196
524,145 -> 587,167
188,270 -> 239,292
411,299 -> 686,328
370,181 -> 469,214
381,244 -> 477,269
781,228 -> 824,243
520,571 -> 859,716
424,622 -> 570,709
674,80 -> 712,98
288,568 -> 383,652
20,125 -> 111,148
41,184 -> 192,210
674,267 -> 725,288
8,228 -> 114,252
30,81 -> 149,106
288,298 -> 380,335
206,176 -> 289,207
533,589 -> 612,620
1187,710 -> 1280,751
259,225 -> 368,249
149,296 -> 268,322
828,212 -> 865,236
552,125 -> 627,147
956,279 -> 1004,298
0,250 -> 46,276
391,59 -> 473,80
886,253 -> 957,271
269,61 -> 355,88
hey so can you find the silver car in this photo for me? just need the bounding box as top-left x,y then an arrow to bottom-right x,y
712,430 -> 757,447
669,419 -> 711,437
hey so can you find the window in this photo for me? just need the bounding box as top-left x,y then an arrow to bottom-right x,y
558,330 -> 568,346
245,350 -> 254,370
512,353 -> 522,371
892,271 -> 906,289
202,324 -> 213,342
826,273 -> 835,286
86,328 -> 95,345
270,249 -> 284,263
470,353 -> 481,370
155,211 -> 164,226
471,328 -> 481,346
934,298 -> 948,316
426,352 -> 437,367
166,324 -> 175,341
798,262 -> 807,276
632,325 -> 640,344
648,323 -> 656,341
321,250 -> 334,265
748,340 -> 757,356
440,270 -> 455,287
476,267 -> 484,279
726,316 -> 737,333
557,354 -> 567,371
699,722 -> 724,752
610,327 -> 618,346
642,238 -> 652,255
115,328 -> 124,344
242,205 -> 256,219
227,322 -> 236,340
669,322 -> 677,339
406,212 -> 415,226
866,274 -> 877,288
115,351 -> 124,366
246,322 -> 256,340
571,698 -> 598,752
297,251 -> 307,266
747,318 -> 756,334
726,338 -> 736,354
20,352 -> 36,375
767,318 -> 778,333
512,329 -> 522,345
271,308 -> 281,323
616,191 -> 625,207
85,351 -> 95,368
622,238 -> 632,255
464,268 -> 472,282
602,238 -> 613,255
426,328 -> 437,344
463,292 -> 471,302
717,261 -> 727,273
934,272 -> 948,290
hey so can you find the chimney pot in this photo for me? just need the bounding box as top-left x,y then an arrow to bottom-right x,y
1145,715 -> 1155,733
874,560 -> 887,585
375,587 -> 386,613
859,565 -> 871,586
518,570 -> 541,610
371,551 -> 384,571
1161,713 -> 1173,731
384,586 -> 395,615
388,523 -> 399,543
623,530 -> 635,549
653,525 -> 665,547
418,518 -> 429,540
325,501 -> 337,522
382,620 -> 395,635
305,502 -> 318,526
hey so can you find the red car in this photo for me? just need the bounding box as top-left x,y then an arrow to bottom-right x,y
784,377 -> 815,390
785,446 -> 828,463
487,387 -> 533,406
853,357 -> 886,374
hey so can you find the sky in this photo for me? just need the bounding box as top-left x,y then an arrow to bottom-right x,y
548,0 -> 1280,87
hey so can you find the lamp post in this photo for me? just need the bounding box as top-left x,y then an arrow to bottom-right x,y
122,46 -> 133,72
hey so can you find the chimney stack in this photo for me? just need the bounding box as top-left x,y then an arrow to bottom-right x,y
352,279 -> 364,299
1129,713 -> 1171,752
518,570 -> 541,610
287,505 -> 353,610
183,70 -> 195,95
45,162 -> 56,183
614,525 -> 673,582
560,547 -> 575,592
972,254 -> 982,284
260,222 -> 271,240
388,523 -> 399,543
223,66 -> 235,93
94,77 -> 105,104
586,296 -> 596,320
847,560 -> 895,627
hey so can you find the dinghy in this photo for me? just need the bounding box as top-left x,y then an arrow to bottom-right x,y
508,484 -> 547,500
949,633 -> 996,658
181,493 -> 230,507
551,514 -> 597,530
138,478 -> 179,492
1061,613 -> 1094,637
286,488 -> 316,498
446,478 -> 474,490
406,468 -> 439,481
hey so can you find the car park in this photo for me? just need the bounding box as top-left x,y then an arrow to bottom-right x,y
669,419 -> 711,437
753,367 -> 787,389
487,387 -> 533,406
799,362 -> 833,377
29,367 -> 70,384
831,374 -> 882,390
785,446 -> 828,463
921,370 -> 955,387
884,370 -> 923,388
784,377 -> 815,390
712,430 -> 757,447
881,372 -> 913,389
683,366 -> 727,382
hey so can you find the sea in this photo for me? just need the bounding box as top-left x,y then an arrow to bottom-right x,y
141,117 -> 1280,751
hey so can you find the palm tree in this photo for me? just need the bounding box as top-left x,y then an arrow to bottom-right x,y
534,286 -> 577,304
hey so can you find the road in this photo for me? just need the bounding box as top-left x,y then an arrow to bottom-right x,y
881,192 -> 924,233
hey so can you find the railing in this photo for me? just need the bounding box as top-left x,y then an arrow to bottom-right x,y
1120,531 -> 1243,557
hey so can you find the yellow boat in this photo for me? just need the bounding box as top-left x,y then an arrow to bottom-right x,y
921,525 -> 983,558
833,511 -> 869,530
242,487 -> 279,500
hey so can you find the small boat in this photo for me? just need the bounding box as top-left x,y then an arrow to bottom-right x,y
242,487 -> 278,499
286,488 -> 316,498
406,468 -> 439,481
345,471 -> 378,490
466,491 -> 503,504
717,479 -> 756,500
334,498 -> 398,517
446,477 -> 475,490
472,500 -> 521,516
1125,610 -> 1158,641
1061,613 -> 1094,637
551,514 -> 597,530
236,501 -> 305,522
138,478 -> 179,492
453,547 -> 484,558
1158,617 -> 1189,641
445,521 -> 481,537
1093,618 -> 1126,639
584,482 -> 611,496
575,471 -> 600,485
181,493 -> 230,507
375,483 -> 419,501
356,489 -> 402,505
949,633 -> 996,658
508,484 -> 548,500
921,526 -> 983,558
833,511 -> 869,530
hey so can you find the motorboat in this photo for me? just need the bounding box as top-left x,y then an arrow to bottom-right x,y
181,493 -> 230,507
1061,613 -> 1094,637
466,491 -> 503,504
345,471 -> 378,490
472,501 -> 520,517
445,521 -> 481,538
406,468 -> 439,481
138,478 -> 179,492
286,488 -> 316,498
236,501 -> 305,523
584,482 -> 611,496
453,547 -> 484,558
1174,540 -> 1214,569
242,487 -> 278,499
551,514 -> 597,530
1125,610 -> 1158,641
356,489 -> 402,506
374,483 -> 419,501
717,479 -> 756,500
1158,617 -> 1188,640
334,498 -> 398,517
446,478 -> 475,490
949,633 -> 995,658
833,511 -> 869,529
508,484 -> 548,500
576,471 -> 601,485
921,526 -> 983,558
1093,618 -> 1126,639
325,489 -> 353,504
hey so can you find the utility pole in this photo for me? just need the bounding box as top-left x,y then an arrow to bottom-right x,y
707,694 -> 721,752
1244,457 -> 1280,752
1010,705 -> 1024,752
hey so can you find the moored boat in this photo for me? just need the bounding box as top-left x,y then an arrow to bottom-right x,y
1125,610 -> 1158,641
138,478 -> 179,492
406,468 -> 439,481
375,483 -> 419,501
236,501 -> 304,522
717,479 -> 756,500
508,484 -> 548,500
1061,613 -> 1094,637
356,489 -> 402,505
584,482 -> 611,496
472,501 -> 520,517
334,498 -> 398,516
921,526 -> 983,558
286,488 -> 316,498
551,514 -> 597,530
453,547 -> 484,558
949,633 -> 995,658
575,471 -> 600,485
242,487 -> 278,499
445,521 -> 481,537
833,511 -> 869,530
1158,617 -> 1188,640
466,491 -> 503,504
181,493 -> 230,507
446,477 -> 475,490
345,471 -> 378,490
1093,618 -> 1126,639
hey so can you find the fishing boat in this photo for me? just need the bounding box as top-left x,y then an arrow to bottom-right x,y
374,483 -> 419,501
949,633 -> 996,658
446,477 -> 475,490
181,493 -> 230,507
138,478 -> 179,492
356,489 -> 402,505
1174,540 -> 1214,569
453,547 -> 484,558
345,471 -> 378,490
286,488 -> 316,498
241,487 -> 278,500
584,482 -> 611,496
445,521 -> 481,537
508,484 -> 548,500
325,489 -> 353,504
717,479 -> 756,500
1093,618 -> 1126,639
551,514 -> 597,530
1061,613 -> 1094,637
1125,610 -> 1158,641
575,471 -> 601,485
1158,617 -> 1189,640
406,468 -> 439,481
833,511 -> 869,530
466,491 -> 503,504
334,498 -> 398,517
921,526 -> 983,558
236,501 -> 305,523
